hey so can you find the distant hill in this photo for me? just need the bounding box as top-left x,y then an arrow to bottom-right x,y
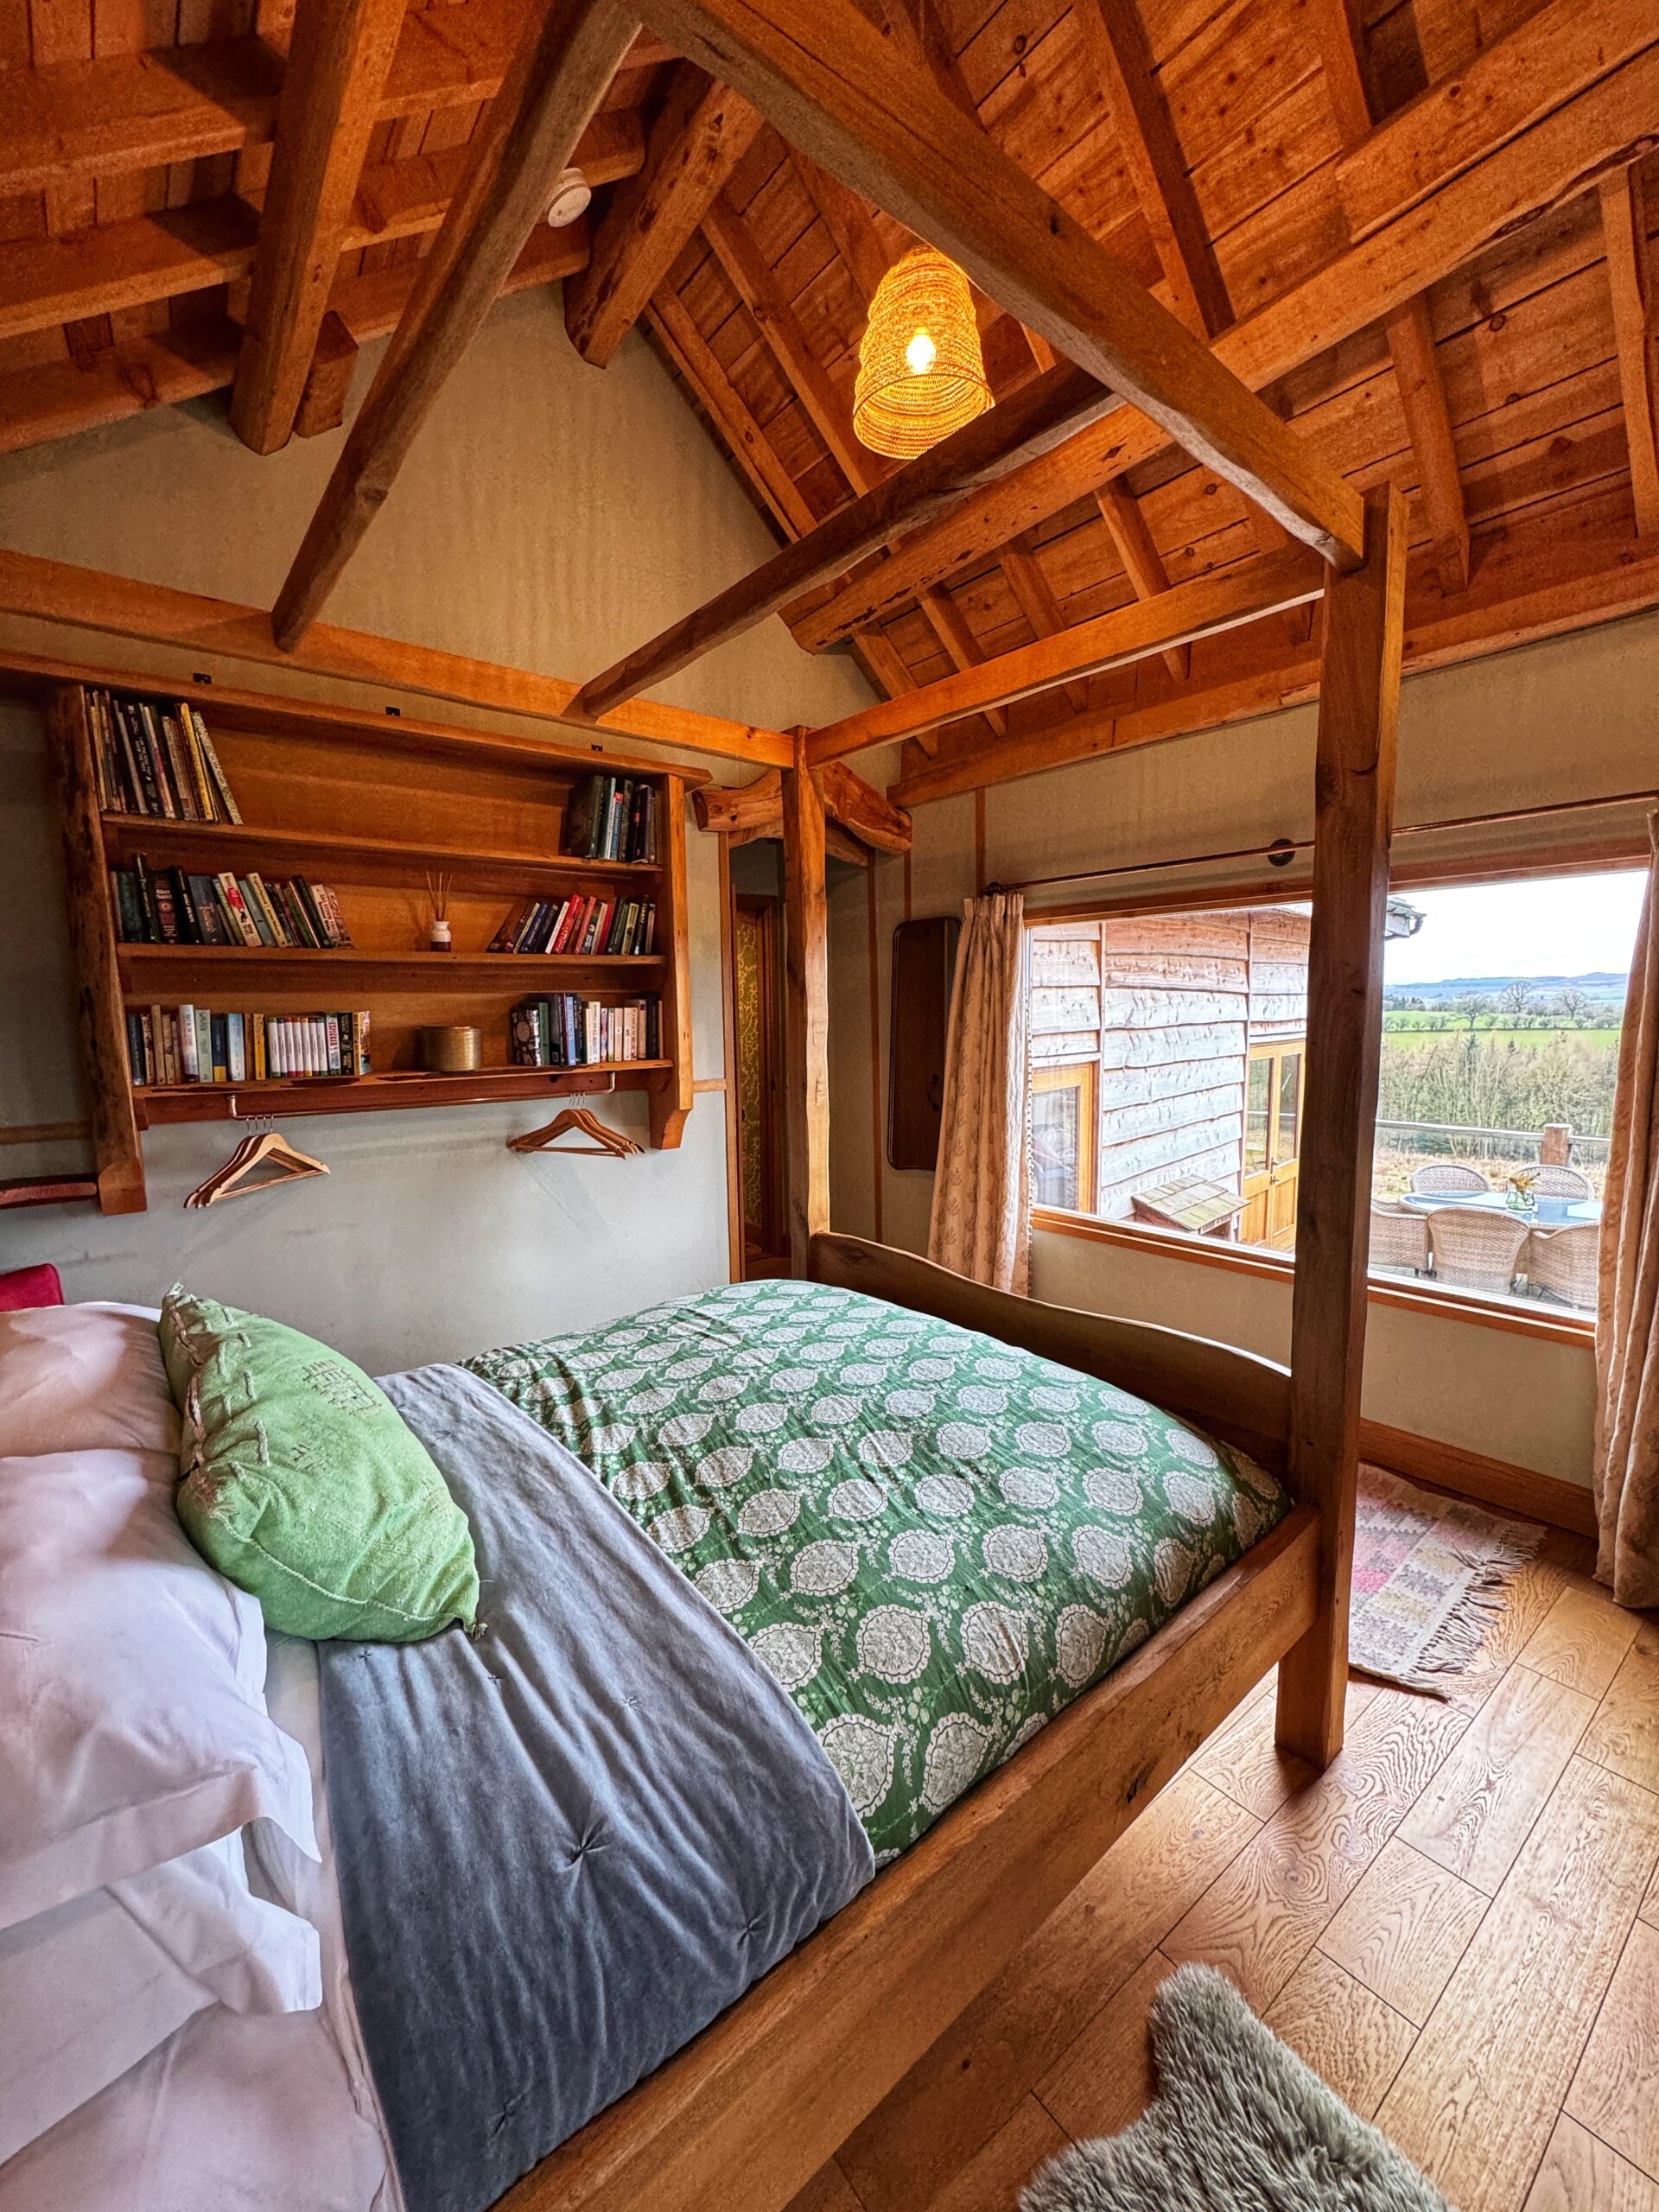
1384,973 -> 1626,1006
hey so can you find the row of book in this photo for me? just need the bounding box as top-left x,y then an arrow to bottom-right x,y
126,1006 -> 372,1088
112,860 -> 351,949
561,773 -> 658,864
89,688 -> 243,823
488,893 -> 657,958
510,995 -> 661,1069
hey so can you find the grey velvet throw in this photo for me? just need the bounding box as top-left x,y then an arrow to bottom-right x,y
319,1363 -> 874,2212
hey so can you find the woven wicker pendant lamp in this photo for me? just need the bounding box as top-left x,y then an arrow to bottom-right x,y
853,245 -> 992,461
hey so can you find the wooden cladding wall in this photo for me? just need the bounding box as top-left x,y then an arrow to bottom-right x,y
1030,907 -> 1312,1222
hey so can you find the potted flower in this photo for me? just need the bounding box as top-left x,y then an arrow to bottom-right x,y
1505,1168 -> 1537,1213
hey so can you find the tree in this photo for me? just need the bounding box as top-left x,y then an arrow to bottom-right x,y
1554,986 -> 1591,1021
1499,981 -> 1537,1019
1452,992 -> 1492,1028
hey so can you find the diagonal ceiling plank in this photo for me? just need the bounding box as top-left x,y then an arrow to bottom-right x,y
565,64 -> 762,366
1313,0 -> 1470,596
271,0 -> 639,650
1001,541 -> 1090,709
809,543 -> 1326,759
1600,164 -> 1659,537
636,0 -> 1365,566
569,361 -> 1115,718
229,0 -> 410,455
791,19 -> 1659,651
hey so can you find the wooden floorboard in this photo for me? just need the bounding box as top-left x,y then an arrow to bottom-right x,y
791,1484 -> 1656,2212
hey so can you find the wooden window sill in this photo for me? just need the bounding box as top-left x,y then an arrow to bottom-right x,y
1030,1207 -> 1596,1349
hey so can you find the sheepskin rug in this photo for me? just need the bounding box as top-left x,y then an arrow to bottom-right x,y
1020,1966 -> 1449,2212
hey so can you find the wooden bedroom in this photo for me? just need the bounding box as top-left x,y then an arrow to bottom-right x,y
0,0 -> 1656,2207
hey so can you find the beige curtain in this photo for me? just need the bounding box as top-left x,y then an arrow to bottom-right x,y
927,892 -> 1031,1293
1594,813 -> 1659,1606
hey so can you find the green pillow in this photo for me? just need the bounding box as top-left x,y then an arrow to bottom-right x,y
160,1287 -> 479,1643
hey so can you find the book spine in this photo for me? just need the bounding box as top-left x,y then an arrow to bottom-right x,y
176,1003 -> 198,1080
150,874 -> 181,945
238,877 -> 276,947
314,886 -> 351,947
137,703 -> 179,819
356,1009 -> 371,1075
161,716 -> 199,821
226,1013 -> 245,1084
191,708 -> 241,824
214,873 -> 263,947
87,693 -> 115,811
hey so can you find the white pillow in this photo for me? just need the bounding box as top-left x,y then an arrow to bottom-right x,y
0,1829 -> 321,2165
0,1447 -> 317,1930
0,1302 -> 175,1458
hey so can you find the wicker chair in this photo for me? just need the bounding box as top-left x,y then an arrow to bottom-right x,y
1530,1163 -> 1593,1200
1370,1203 -> 1430,1275
1409,1162 -> 1488,1195
1524,1222 -> 1600,1310
1427,1206 -> 1530,1295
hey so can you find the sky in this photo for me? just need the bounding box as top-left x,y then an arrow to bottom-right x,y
1384,870 -> 1648,986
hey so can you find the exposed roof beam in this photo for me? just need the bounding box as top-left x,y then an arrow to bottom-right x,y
0,546 -> 792,765
887,518 -> 1659,804
793,21 -> 1659,651
808,544 -> 1325,761
636,0 -> 1366,567
271,0 -> 638,651
568,361 -> 1115,719
0,3 -> 664,197
648,287 -> 817,532
694,761 -> 911,849
229,0 -> 408,455
1094,482 -> 1190,682
0,220 -> 593,458
1000,541 -> 1090,709
1601,164 -> 1659,536
1073,0 -> 1230,340
916,588 -> 1008,739
0,112 -> 640,346
1334,0 -> 1655,241
564,64 -> 761,366
793,153 -> 893,306
1313,0 -> 1470,596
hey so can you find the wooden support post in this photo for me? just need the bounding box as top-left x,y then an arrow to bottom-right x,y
45,685 -> 147,1215
781,732 -> 830,1274
1274,483 -> 1406,1769
650,773 -> 695,1149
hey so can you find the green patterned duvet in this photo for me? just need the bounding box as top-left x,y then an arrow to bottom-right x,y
466,1279 -> 1287,1859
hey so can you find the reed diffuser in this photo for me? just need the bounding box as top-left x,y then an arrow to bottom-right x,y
425,872 -> 453,952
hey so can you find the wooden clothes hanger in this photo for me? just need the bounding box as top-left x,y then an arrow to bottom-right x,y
184,1126 -> 330,1208
506,1106 -> 641,1157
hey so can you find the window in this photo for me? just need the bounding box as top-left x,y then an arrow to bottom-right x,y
1369,870 -> 1644,1319
1032,1061 -> 1097,1211
1026,867 -> 1646,1332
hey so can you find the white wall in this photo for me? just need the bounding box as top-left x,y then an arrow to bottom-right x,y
0,289 -> 872,1370
831,610 -> 1659,1491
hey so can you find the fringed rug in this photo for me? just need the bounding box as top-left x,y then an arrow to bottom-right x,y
1022,1966 -> 1448,2211
1350,1467 -> 1545,1695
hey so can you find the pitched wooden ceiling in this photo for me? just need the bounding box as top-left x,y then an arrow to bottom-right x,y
2,0 -> 1656,804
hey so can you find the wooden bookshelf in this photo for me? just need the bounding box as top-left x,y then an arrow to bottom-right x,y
43,668 -> 703,1215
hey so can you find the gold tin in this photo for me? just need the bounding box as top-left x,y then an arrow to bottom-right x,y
419,1025 -> 482,1073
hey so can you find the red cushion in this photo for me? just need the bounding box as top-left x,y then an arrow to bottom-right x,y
0,1263 -> 64,1313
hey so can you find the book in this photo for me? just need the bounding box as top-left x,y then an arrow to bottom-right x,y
215,874 -> 264,948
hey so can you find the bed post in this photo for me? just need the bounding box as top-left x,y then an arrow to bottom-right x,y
781,730 -> 830,1275
1274,485 -> 1407,1769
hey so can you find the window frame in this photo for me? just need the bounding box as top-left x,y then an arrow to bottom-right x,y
1030,1058 -> 1099,1215
1022,840 -> 1646,1346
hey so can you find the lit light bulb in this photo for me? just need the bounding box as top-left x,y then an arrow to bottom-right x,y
905,329 -> 937,377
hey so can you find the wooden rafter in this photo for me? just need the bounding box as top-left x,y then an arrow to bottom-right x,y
1094,481 -> 1190,683
1601,164 -> 1659,537
791,18 -> 1659,651
1313,0 -> 1471,596
229,0 -> 409,455
568,363 -> 1114,719
635,0 -> 1366,567
565,64 -> 761,366
271,0 -> 639,650
693,762 -> 912,849
1000,542 -> 1090,710
887,512 -> 1659,806
0,547 -> 791,766
1072,0 -> 1230,341
809,545 -> 1325,760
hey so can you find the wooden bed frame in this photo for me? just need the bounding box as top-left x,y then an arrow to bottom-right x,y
498,499 -> 1405,2212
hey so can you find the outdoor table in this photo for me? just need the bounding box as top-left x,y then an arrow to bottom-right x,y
1399,1189 -> 1601,1226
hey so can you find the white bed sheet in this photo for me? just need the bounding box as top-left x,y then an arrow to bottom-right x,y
0,1637 -> 402,2212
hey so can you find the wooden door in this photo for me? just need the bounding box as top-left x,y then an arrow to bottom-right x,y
1239,1039 -> 1305,1248
733,894 -> 788,1271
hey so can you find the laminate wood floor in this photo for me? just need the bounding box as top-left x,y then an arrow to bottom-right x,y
788,1498 -> 1659,2212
